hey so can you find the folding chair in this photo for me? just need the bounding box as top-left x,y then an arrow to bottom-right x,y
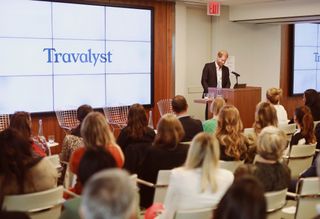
55,109 -> 79,133
137,170 -> 171,204
283,143 -> 316,179
265,188 -> 287,219
0,114 -> 10,131
283,177 -> 320,219
103,105 -> 129,130
219,160 -> 244,173
157,99 -> 173,117
279,123 -> 297,142
2,186 -> 65,219
174,207 -> 214,219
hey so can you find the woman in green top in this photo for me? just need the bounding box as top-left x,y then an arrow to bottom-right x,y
203,96 -> 225,133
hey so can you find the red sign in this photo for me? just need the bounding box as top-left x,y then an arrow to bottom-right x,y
207,1 -> 220,16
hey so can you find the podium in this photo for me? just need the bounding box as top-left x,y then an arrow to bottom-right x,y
194,86 -> 261,128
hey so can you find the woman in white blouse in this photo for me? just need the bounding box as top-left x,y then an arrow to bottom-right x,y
160,133 -> 234,219
266,88 -> 289,125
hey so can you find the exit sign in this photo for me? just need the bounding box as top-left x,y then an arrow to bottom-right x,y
207,1 -> 220,16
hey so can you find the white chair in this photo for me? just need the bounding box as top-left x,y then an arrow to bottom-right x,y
47,155 -> 63,179
103,105 -> 129,129
265,188 -> 287,219
137,170 -> 171,204
157,99 -> 173,117
279,123 -> 297,142
219,160 -> 244,173
284,143 -> 316,179
174,207 -> 214,219
282,177 -> 320,219
244,127 -> 255,136
55,109 -> 79,133
2,186 -> 65,219
0,114 -> 10,131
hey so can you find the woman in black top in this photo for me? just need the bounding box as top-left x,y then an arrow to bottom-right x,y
117,103 -> 155,152
290,105 -> 316,147
303,89 -> 320,121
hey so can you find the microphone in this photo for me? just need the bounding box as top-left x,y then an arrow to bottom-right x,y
231,71 -> 240,77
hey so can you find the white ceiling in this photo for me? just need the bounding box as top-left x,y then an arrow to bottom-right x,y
175,0 -> 310,6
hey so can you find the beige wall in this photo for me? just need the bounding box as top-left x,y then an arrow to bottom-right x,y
175,4 -> 281,121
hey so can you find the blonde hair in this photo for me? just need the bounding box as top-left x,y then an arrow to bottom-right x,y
266,88 -> 282,105
257,126 -> 287,161
185,133 -> 220,192
81,112 -> 115,149
253,102 -> 278,134
154,114 -> 185,149
210,96 -> 226,116
217,50 -> 229,58
216,105 -> 247,160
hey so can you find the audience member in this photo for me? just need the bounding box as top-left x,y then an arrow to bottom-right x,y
291,105 -> 316,147
71,104 -> 93,137
171,95 -> 203,142
246,102 -> 278,163
237,126 -> 290,192
215,176 -> 266,219
69,112 -> 124,194
60,148 -> 117,219
303,89 -> 320,121
117,103 -> 155,152
202,96 -> 225,134
216,105 -> 248,161
81,169 -> 136,219
266,88 -> 288,125
138,114 -> 189,208
60,134 -> 84,162
159,133 -> 234,219
0,128 -> 57,195
10,111 -> 48,157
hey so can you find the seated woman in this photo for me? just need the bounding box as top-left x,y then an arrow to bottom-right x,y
159,133 -> 234,219
138,114 -> 189,208
215,176 -> 266,219
246,102 -> 278,163
202,96 -> 225,134
303,89 -> 320,121
0,128 -> 58,195
60,148 -> 117,219
266,88 -> 288,125
216,105 -> 248,161
10,111 -> 48,157
237,126 -> 291,192
60,104 -> 93,162
69,112 -> 124,194
117,103 -> 155,152
290,105 -> 316,147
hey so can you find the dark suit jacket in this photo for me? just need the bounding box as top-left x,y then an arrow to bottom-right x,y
201,61 -> 231,93
178,116 -> 203,142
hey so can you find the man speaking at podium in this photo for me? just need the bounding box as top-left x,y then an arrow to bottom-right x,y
201,50 -> 231,119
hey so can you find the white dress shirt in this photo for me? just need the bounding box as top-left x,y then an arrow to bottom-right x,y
215,62 -> 222,88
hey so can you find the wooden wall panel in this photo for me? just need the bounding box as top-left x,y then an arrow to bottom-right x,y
280,25 -> 303,120
28,0 -> 175,153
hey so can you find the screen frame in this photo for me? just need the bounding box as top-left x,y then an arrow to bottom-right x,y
10,0 -> 155,115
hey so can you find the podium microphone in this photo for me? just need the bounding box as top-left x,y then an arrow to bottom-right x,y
231,71 -> 240,77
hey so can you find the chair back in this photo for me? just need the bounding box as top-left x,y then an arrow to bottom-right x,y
279,123 -> 297,141
153,170 -> 171,203
219,160 -> 244,173
2,186 -> 64,219
265,188 -> 287,219
295,177 -> 320,219
103,105 -> 129,129
55,109 -> 79,132
314,120 -> 320,131
0,114 -> 10,131
286,144 -> 316,179
174,207 -> 214,219
157,99 -> 173,117
244,127 -> 254,136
